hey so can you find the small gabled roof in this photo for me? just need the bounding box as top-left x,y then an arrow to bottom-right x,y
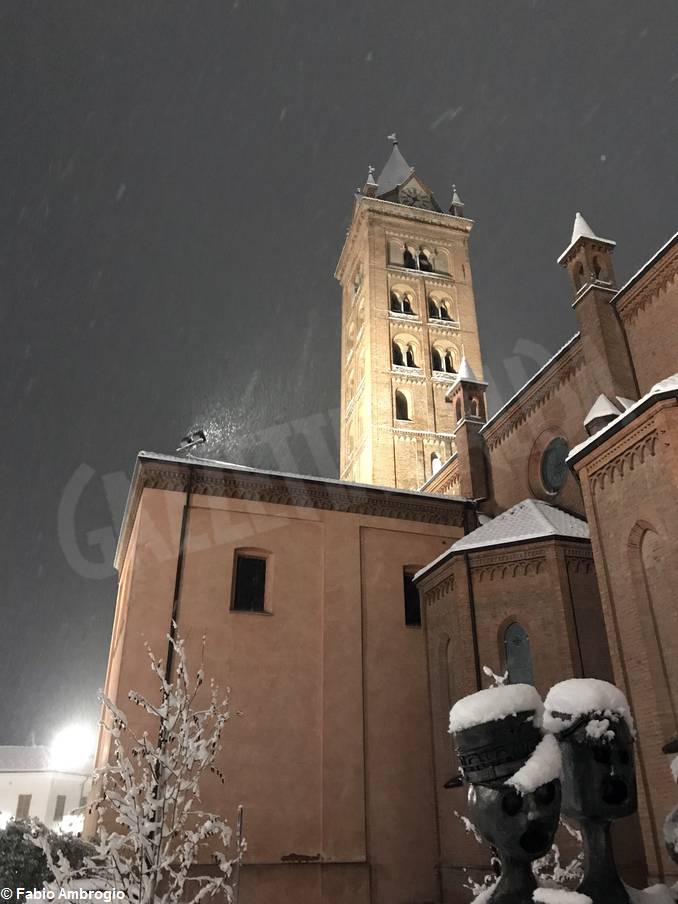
376,142 -> 414,196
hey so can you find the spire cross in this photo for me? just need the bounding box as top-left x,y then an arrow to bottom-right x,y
387,132 -> 398,145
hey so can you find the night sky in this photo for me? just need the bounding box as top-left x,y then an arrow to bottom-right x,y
1,1 -> 677,745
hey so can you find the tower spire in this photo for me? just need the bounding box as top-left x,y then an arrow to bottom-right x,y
363,165 -> 378,197
450,184 -> 465,217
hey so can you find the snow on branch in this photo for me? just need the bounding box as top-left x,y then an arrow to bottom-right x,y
31,631 -> 244,904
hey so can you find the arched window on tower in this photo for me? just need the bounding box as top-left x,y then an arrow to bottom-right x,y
431,452 -> 442,474
429,298 -> 440,319
390,291 -> 403,313
392,341 -> 404,367
406,344 -> 416,368
575,263 -> 585,290
444,351 -> 456,374
504,622 -> 534,685
395,390 -> 410,421
455,399 -> 462,422
432,348 -> 443,372
402,293 -> 414,315
440,300 -> 452,321
404,247 -> 417,269
593,256 -> 602,280
419,249 -> 433,272
470,397 -> 480,417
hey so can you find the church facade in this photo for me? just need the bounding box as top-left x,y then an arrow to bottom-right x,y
96,140 -> 678,902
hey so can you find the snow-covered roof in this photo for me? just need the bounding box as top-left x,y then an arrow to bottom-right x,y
445,355 -> 487,398
414,499 -> 588,581
569,373 -> 678,463
557,211 -> 616,264
0,745 -> 87,775
136,450 -> 472,503
612,229 -> 678,308
449,684 -> 543,733
583,393 -> 625,427
0,746 -> 50,772
481,334 -> 580,435
452,499 -> 588,552
376,143 -> 414,196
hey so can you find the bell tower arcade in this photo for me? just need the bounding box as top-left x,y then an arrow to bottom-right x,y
335,137 -> 485,491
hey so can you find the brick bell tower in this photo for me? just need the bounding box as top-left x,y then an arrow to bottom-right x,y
335,136 -> 485,490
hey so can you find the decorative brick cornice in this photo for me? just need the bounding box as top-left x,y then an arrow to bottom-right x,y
470,547 -> 547,583
566,556 -> 594,575
616,244 -> 678,325
382,425 -> 456,440
428,320 -> 461,334
391,372 -> 427,386
424,575 -> 455,604
335,197 -> 471,282
115,454 -> 470,570
588,422 -> 659,495
482,340 -> 585,450
424,456 -> 460,495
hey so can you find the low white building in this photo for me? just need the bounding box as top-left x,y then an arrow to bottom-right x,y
0,746 -> 89,831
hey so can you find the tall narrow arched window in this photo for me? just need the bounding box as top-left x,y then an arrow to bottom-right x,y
395,390 -> 409,421
440,301 -> 452,321
419,250 -> 433,272
392,341 -> 404,367
471,397 -> 480,417
504,623 -> 534,685
575,263 -> 585,289
593,256 -> 602,280
432,348 -> 443,372
390,291 -> 402,313
404,247 -> 417,269
431,452 -> 442,474
429,298 -> 440,319
455,399 -> 462,422
445,351 -> 456,374
406,344 -> 416,368
402,293 -> 414,315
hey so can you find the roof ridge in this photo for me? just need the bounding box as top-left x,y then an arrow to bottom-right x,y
528,499 -> 561,535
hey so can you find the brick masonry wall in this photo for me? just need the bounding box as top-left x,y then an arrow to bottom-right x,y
574,398 -> 678,885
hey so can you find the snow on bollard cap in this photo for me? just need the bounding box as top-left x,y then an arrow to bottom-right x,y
449,684 -> 547,786
533,890 -> 592,904
544,678 -> 637,823
543,679 -> 635,737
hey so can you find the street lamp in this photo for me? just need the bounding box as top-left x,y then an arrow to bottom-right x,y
49,723 -> 96,773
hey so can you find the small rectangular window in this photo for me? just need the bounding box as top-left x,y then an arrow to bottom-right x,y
16,794 -> 31,820
54,794 -> 67,822
403,570 -> 421,627
232,554 -> 267,612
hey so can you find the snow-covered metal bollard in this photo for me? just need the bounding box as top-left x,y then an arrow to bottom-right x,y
450,684 -> 562,904
544,679 -> 637,904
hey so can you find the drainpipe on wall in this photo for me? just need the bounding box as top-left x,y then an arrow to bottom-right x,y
464,548 -> 482,692
165,461 -> 195,681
